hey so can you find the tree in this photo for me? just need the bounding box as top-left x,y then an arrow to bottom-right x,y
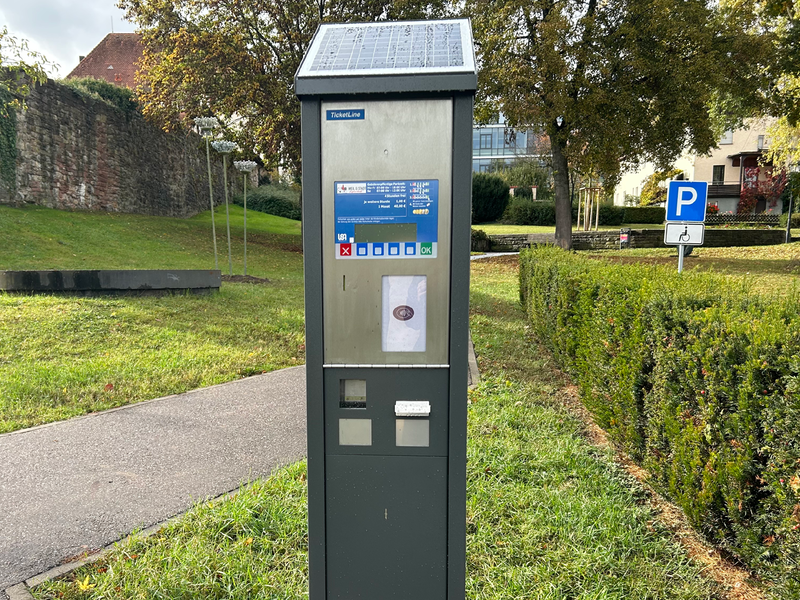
118,0 -> 448,174
468,0 -> 760,249
498,159 -> 553,201
719,1 -> 800,168
0,26 -> 55,117
639,168 -> 683,207
738,168 -> 787,214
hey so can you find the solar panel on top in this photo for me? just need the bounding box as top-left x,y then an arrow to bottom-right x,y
305,21 -> 468,76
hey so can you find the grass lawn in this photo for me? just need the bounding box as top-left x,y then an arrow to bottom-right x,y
586,243 -> 800,296
35,257 -> 720,600
0,205 -> 305,433
474,223 -> 663,235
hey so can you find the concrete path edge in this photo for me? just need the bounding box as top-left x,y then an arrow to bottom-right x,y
1,481 -> 258,600
2,340 -> 482,599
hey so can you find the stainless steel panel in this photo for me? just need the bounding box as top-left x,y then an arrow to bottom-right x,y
396,419 -> 430,447
321,99 -> 452,364
339,419 -> 372,446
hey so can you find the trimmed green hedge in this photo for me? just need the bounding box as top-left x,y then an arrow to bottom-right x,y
519,247 -> 800,594
623,206 -> 665,224
234,184 -> 301,221
505,200 -> 631,226
503,200 -> 661,226
505,198 -> 556,225
780,212 -> 800,228
472,173 -> 510,224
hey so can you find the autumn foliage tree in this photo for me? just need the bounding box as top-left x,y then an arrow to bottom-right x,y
118,0 -> 448,174
639,168 -> 684,207
468,0 -> 762,249
737,168 -> 788,214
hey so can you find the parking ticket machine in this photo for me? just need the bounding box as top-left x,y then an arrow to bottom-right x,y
295,20 -> 477,600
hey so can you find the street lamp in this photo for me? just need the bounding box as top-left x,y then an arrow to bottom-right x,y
211,140 -> 239,276
194,117 -> 220,270
234,160 -> 258,276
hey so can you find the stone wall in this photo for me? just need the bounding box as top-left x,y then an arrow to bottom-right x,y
481,228 -> 787,252
0,80 -> 228,217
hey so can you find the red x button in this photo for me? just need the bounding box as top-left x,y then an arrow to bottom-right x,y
340,244 -> 351,256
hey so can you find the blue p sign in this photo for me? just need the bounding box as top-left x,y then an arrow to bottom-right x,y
666,181 -> 708,222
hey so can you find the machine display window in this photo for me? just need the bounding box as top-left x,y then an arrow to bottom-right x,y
340,379 -> 367,409
355,223 -> 417,243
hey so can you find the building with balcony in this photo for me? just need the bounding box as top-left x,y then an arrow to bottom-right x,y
472,115 -> 546,172
693,119 -> 782,214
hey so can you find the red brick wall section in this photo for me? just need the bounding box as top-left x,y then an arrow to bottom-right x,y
1,80 -> 229,217
67,33 -> 143,90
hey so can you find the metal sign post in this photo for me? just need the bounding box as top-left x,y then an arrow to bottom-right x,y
295,20 -> 477,600
664,181 -> 708,273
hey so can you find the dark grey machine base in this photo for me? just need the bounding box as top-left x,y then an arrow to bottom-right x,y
0,270 -> 222,295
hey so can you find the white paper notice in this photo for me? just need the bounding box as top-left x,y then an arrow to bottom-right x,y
382,275 -> 427,352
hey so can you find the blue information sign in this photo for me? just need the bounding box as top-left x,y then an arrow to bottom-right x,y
327,109 -> 365,120
334,180 -> 438,259
666,181 -> 708,222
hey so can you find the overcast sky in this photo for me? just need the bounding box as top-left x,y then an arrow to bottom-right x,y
2,1 -> 136,78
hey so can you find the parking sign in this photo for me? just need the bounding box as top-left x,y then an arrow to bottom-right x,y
666,181 -> 708,222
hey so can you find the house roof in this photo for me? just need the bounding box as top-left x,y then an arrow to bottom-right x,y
66,33 -> 144,89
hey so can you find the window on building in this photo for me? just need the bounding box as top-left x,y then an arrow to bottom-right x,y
480,133 -> 492,149
712,165 -> 725,185
757,135 -> 765,150
720,129 -> 733,144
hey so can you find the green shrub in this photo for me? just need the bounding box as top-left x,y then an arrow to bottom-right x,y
511,186 -> 534,199
61,77 -> 139,115
472,173 -> 509,224
498,161 -> 553,202
505,198 -> 555,225
623,206 -> 665,224
519,247 -> 800,594
598,204 -> 625,226
471,228 -> 491,252
0,86 -> 16,192
506,200 -> 624,227
779,212 -> 800,228
234,183 -> 301,221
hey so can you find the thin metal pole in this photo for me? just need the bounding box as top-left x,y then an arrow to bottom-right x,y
678,244 -> 685,273
223,154 -> 233,276
786,187 -> 793,244
243,173 -> 248,276
205,138 -> 219,270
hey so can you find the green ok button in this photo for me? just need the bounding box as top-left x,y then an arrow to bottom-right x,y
420,243 -> 433,255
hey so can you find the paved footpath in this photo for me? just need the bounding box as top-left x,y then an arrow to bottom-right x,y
0,367 -> 306,592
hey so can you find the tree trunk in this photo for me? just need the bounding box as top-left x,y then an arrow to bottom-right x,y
551,139 -> 572,250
